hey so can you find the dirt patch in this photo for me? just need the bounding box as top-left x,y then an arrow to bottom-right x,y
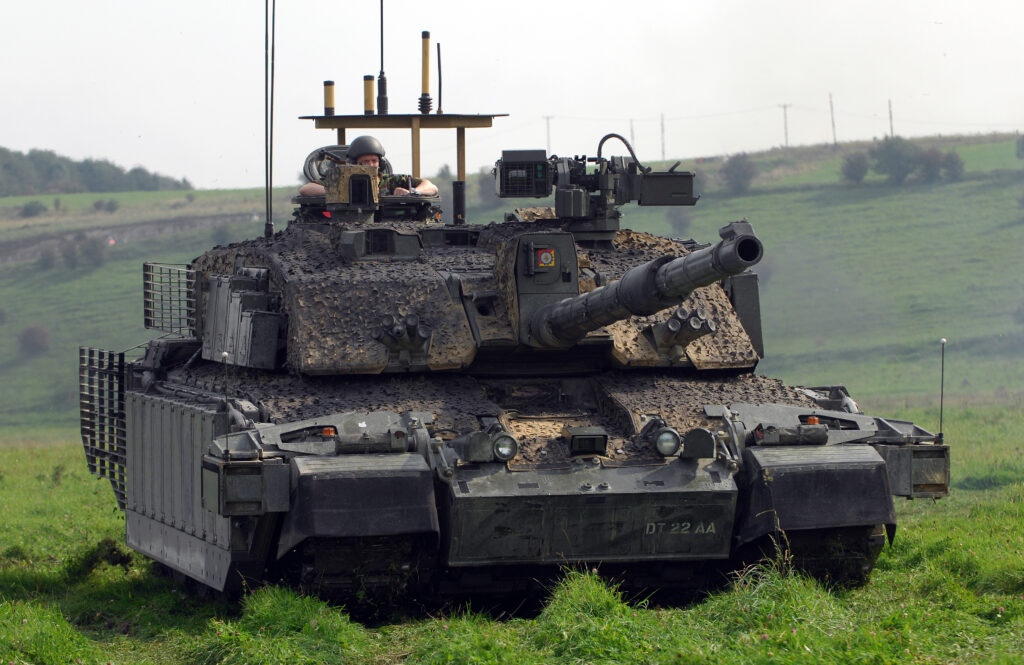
63,537 -> 133,581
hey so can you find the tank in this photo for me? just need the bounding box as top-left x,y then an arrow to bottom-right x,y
78,74 -> 949,601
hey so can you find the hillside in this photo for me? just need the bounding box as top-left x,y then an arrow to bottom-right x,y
0,134 -> 1021,429
0,146 -> 191,197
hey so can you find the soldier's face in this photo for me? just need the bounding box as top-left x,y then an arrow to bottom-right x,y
356,155 -> 380,168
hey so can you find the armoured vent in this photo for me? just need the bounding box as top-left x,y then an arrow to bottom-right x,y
143,263 -> 197,335
79,347 -> 127,509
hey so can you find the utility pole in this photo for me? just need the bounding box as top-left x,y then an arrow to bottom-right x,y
779,103 -> 791,147
543,115 -> 553,153
828,93 -> 837,148
888,99 -> 894,137
629,118 -> 635,146
660,113 -> 665,161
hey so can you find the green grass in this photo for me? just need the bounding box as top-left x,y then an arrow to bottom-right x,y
0,187 -> 291,243
2,402 -> 1022,663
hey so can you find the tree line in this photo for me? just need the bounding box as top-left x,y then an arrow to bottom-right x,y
712,136 -> 971,196
0,146 -> 192,197
841,137 -> 964,185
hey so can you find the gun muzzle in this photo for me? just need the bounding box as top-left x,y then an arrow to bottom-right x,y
528,221 -> 762,348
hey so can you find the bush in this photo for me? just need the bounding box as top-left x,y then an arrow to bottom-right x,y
721,153 -> 757,195
17,325 -> 51,355
869,136 -> 921,184
80,236 -> 108,267
36,247 -> 56,270
943,151 -> 965,181
665,208 -> 693,237
919,148 -> 945,183
93,199 -> 106,212
60,241 -> 79,269
693,169 -> 712,195
212,226 -> 233,246
104,199 -> 119,213
18,200 -> 47,218
840,152 -> 869,183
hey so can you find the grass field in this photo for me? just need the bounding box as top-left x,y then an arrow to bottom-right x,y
1,401 -> 1022,664
0,188 -> 300,245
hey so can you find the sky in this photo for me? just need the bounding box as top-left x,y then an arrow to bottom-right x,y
1,0 -> 1021,190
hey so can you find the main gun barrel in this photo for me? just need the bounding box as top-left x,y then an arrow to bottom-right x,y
528,221 -> 763,348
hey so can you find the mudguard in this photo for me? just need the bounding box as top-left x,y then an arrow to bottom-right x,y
276,453 -> 439,558
735,445 -> 896,546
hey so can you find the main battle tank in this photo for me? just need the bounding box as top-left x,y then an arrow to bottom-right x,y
78,61 -> 949,600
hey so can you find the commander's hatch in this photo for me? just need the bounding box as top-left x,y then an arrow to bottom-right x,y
299,30 -> 506,225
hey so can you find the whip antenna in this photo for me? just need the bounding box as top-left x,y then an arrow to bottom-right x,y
264,0 -> 277,238
376,0 -> 389,115
436,42 -> 443,114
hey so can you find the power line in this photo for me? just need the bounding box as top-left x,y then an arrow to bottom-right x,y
780,104 -> 1023,128
556,105 -> 777,123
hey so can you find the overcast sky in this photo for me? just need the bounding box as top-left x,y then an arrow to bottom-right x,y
2,1 -> 1021,190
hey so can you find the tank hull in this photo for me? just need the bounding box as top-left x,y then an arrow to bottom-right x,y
80,359 -> 940,598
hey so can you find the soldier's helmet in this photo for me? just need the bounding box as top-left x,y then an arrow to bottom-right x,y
347,135 -> 386,162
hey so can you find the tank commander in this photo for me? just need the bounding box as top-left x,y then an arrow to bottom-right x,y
348,135 -> 439,196
297,135 -> 439,198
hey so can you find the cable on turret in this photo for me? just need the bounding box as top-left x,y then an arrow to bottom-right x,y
596,133 -> 648,173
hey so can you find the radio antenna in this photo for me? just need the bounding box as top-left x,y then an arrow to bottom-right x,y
263,0 -> 277,238
376,0 -> 389,115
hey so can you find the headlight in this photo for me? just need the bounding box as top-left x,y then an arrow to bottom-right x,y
492,433 -> 519,461
653,428 -> 682,457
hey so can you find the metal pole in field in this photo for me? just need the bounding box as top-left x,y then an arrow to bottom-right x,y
543,115 -> 552,154
779,104 -> 791,147
661,113 -> 665,161
829,93 -> 837,147
939,337 -> 946,440
888,99 -> 894,137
